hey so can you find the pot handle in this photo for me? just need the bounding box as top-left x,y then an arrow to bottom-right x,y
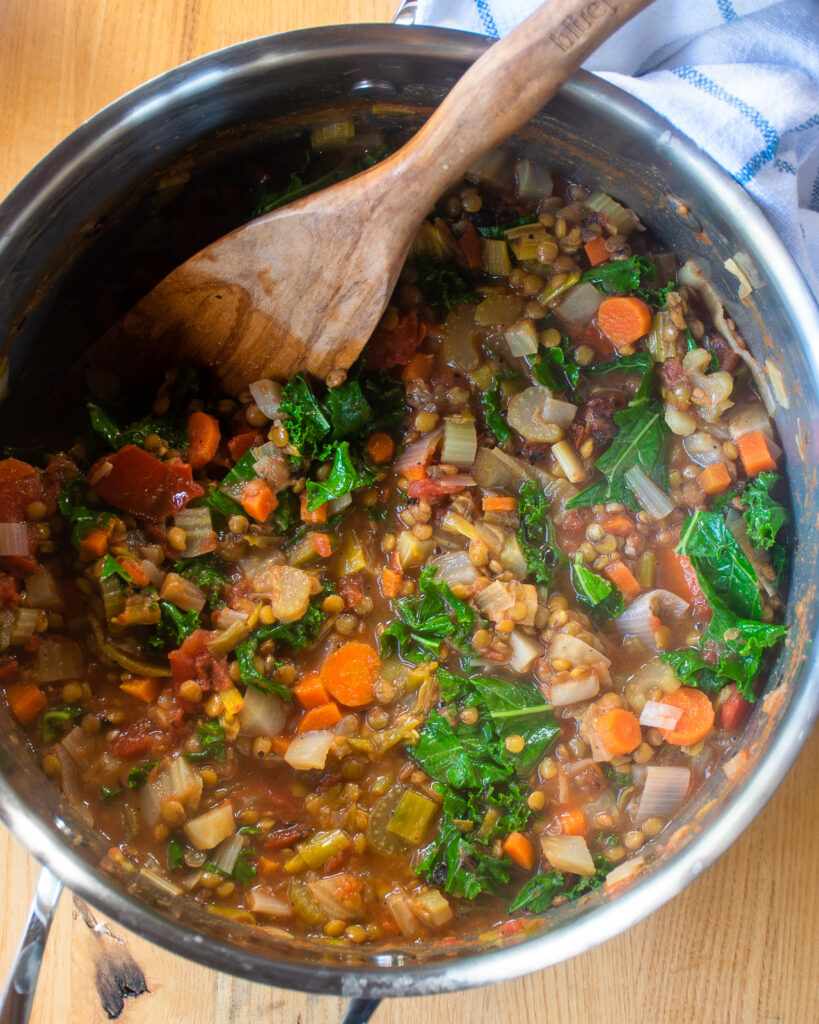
0,867 -> 63,1024
339,997 -> 382,1024
392,0 -> 418,24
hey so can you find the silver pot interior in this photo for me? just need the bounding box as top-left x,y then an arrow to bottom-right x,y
0,25 -> 817,999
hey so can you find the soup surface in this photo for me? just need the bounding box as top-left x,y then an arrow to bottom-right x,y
0,133 -> 789,945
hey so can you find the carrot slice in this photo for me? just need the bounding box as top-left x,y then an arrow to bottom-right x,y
402,352 -> 434,381
300,492 -> 327,524
79,526 -> 112,560
584,236 -> 611,267
7,682 -> 47,725
600,513 -> 634,536
603,560 -> 641,602
558,805 -> 587,837
187,411 -> 221,469
737,430 -> 777,477
697,462 -> 732,495
241,478 -> 278,522
660,687 -> 715,746
320,641 -> 380,707
270,736 -> 291,755
482,495 -> 518,512
297,701 -> 342,733
597,296 -> 653,348
293,672 -> 330,710
502,831 -> 536,870
595,708 -> 642,755
380,566 -> 403,600
120,677 -> 162,703
366,432 -> 395,465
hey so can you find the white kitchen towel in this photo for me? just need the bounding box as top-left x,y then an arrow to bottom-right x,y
413,0 -> 819,294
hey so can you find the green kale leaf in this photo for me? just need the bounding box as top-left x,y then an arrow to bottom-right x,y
516,479 -> 564,586
379,566 -> 478,661
415,258 -> 477,309
305,442 -> 374,510
743,472 -> 788,551
571,553 -> 625,620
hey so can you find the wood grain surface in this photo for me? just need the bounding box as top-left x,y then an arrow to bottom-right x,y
0,3 -> 817,1023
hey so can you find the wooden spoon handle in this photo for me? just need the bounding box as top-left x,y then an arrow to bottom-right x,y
390,0 -> 653,214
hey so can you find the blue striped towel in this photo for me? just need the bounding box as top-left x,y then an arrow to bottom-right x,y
413,0 -> 819,292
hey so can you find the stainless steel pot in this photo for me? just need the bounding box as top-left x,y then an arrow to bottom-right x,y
0,22 -> 818,1009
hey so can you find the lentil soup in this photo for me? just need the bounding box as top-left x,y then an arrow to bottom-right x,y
0,131 -> 789,946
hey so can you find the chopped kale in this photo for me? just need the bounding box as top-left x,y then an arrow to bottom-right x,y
571,553 -> 625,620
57,481 -> 117,550
415,258 -> 477,309
379,566 -> 478,662
127,760 -> 158,790
167,839 -> 184,872
41,705 -> 83,743
482,373 -> 516,444
516,479 -> 564,586
185,720 -> 226,763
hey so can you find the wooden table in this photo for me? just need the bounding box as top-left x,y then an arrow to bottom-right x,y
1,3 -> 817,1022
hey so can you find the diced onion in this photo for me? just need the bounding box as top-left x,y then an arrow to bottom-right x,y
549,633 -> 612,683
173,507 -> 217,557
623,465 -> 675,520
0,522 -> 29,557
252,441 -> 291,492
471,446 -> 531,489
466,149 -> 514,191
549,675 -> 600,707
160,572 -> 206,613
507,629 -> 542,674
431,551 -> 480,590
35,638 -> 84,682
23,568 -> 63,610
553,281 -> 603,332
514,158 -> 553,200
9,607 -> 41,646
249,379 -> 283,420
385,890 -> 421,937
639,700 -> 683,730
507,387 -> 576,442
604,855 -> 645,895
616,590 -> 689,649
504,319 -> 539,357
394,428 -> 442,474
441,417 -> 478,469
683,431 -> 728,468
411,889 -> 453,927
307,875 -> 360,921
728,405 -> 775,442
248,886 -> 292,918
239,686 -> 287,737
624,657 -> 681,714
500,535 -> 528,577
284,731 -> 335,771
184,801 -> 235,850
397,530 -> 434,570
541,834 -> 596,876
637,765 -> 690,820
54,744 -> 93,824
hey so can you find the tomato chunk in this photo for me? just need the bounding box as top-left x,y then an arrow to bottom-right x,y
168,629 -> 231,692
89,445 -> 203,521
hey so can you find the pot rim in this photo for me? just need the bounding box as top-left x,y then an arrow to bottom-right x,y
1,23 -> 818,1000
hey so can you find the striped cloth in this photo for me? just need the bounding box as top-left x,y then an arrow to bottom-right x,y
413,0 -> 819,293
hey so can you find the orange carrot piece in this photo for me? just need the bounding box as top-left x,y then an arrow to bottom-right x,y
660,687 -> 715,746
380,566 -> 403,600
600,513 -> 634,536
402,465 -> 427,482
697,461 -> 732,495
737,430 -> 777,477
79,526 -> 111,559
120,557 -> 150,587
595,708 -> 642,755
270,736 -> 291,755
482,495 -> 518,512
241,479 -> 278,522
7,682 -> 47,725
187,411 -> 221,469
502,831 -> 536,870
584,236 -> 611,267
402,352 -> 434,381
119,677 -> 162,703
293,672 -> 330,710
297,701 -> 342,733
300,491 -> 327,524
320,641 -> 380,707
311,533 -> 332,558
366,432 -> 395,465
597,296 -> 653,348
655,548 -> 710,618
558,806 -> 587,837
603,560 -> 642,602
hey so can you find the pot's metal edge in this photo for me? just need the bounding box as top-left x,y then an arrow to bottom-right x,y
1,22 -> 818,1000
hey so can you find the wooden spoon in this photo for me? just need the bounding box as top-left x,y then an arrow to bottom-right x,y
89,0 -> 652,392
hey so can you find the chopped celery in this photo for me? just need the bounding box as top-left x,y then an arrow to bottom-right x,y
396,530 -> 434,570
411,889 -> 453,927
338,529 -> 367,574
538,268 -> 581,308
367,787 -> 410,855
206,620 -> 250,659
509,227 -> 549,262
289,877 -> 327,925
481,238 -> 512,277
645,311 -> 679,362
295,829 -> 350,870
387,790 -> 438,844
100,575 -> 125,621
441,416 -> 477,469
584,192 -> 639,236
476,806 -> 501,842
638,550 -> 656,589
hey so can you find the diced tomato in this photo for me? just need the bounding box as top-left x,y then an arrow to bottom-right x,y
499,919 -> 526,937
168,629 -> 232,692
457,220 -> 483,269
264,823 -> 313,849
720,689 -> 753,732
228,431 -> 264,461
556,510 -> 587,549
337,575 -> 364,609
366,311 -> 427,370
322,850 -> 349,875
110,720 -> 169,758
0,658 -> 20,683
407,476 -> 470,499
89,446 -> 203,522
0,459 -> 49,573
0,574 -> 20,609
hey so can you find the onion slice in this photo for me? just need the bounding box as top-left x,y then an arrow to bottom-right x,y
249,379 -> 282,420
639,700 -> 683,730
623,465 -> 675,520
0,522 -> 29,557
616,590 -> 689,649
284,731 -> 335,771
636,765 -> 691,820
394,428 -> 443,474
